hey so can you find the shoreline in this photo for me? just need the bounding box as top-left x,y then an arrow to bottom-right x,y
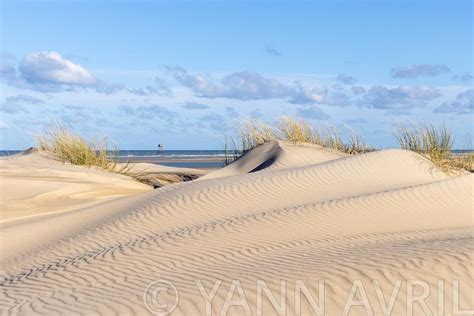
118,156 -> 226,169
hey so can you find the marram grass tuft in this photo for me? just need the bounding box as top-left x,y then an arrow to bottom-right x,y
36,121 -> 133,175
395,123 -> 473,173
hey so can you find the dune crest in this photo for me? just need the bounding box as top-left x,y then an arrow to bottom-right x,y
201,141 -> 347,180
1,144 -> 472,315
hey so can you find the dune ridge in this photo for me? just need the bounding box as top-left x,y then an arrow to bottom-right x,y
1,142 -> 472,315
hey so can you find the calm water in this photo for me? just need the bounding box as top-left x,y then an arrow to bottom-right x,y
0,150 -> 228,158
114,150 -> 227,158
114,150 -> 231,168
0,150 -> 229,168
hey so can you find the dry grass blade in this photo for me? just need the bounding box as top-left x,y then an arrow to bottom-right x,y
222,135 -> 241,166
224,116 -> 372,164
345,128 -> 372,154
395,123 -> 472,172
37,121 -> 112,170
36,121 -> 149,180
237,119 -> 277,152
277,116 -> 322,144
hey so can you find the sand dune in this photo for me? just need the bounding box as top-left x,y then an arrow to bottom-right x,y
0,150 -> 211,223
1,142 -> 472,315
0,150 -> 152,223
200,141 -> 347,180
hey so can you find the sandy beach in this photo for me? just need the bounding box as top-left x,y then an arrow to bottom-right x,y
2,1 -> 472,314
0,141 -> 472,315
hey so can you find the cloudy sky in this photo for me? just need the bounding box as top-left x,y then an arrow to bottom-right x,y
0,0 -> 472,149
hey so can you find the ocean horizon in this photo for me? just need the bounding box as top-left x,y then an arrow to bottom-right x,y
0,149 -> 231,168
0,149 -> 229,157
1,149 -> 471,157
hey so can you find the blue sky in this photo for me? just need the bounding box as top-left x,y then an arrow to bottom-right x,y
0,0 -> 472,149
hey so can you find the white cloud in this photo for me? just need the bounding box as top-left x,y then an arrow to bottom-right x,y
452,72 -> 473,82
19,51 -> 97,86
1,51 -> 170,96
166,66 -> 220,97
0,94 -> 44,113
221,71 -> 292,100
6,94 -> 44,104
168,67 -> 357,107
390,64 -> 450,79
286,81 -> 325,104
434,89 -> 473,114
360,85 -> 441,109
127,78 -> 172,96
168,67 -> 304,101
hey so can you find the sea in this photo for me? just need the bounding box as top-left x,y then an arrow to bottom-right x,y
113,150 -> 229,168
0,150 -> 229,169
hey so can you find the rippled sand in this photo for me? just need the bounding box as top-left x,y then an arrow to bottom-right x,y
1,142 -> 473,315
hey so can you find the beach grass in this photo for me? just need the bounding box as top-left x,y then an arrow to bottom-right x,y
232,116 -> 372,154
394,123 -> 473,172
236,119 -> 277,152
226,117 -> 472,172
36,121 -> 133,175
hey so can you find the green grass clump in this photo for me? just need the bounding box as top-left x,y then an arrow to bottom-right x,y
236,119 -> 277,152
36,122 -> 200,186
277,116 -> 322,144
223,116 -> 372,165
395,123 -> 473,172
395,123 -> 452,157
36,121 -> 130,173
228,117 -> 473,173
235,116 -> 371,154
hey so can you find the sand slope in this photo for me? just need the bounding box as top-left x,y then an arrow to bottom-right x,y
0,150 -> 151,223
200,141 -> 347,180
1,143 -> 473,315
119,162 -> 208,187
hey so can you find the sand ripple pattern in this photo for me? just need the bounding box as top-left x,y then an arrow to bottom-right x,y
1,147 -> 473,315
